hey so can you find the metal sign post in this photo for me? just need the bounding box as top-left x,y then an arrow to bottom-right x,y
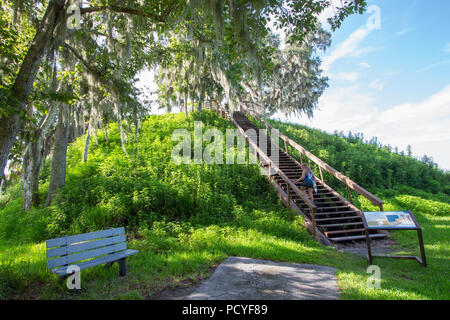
362,211 -> 427,267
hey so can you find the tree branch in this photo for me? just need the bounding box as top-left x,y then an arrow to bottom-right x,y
80,2 -> 179,22
63,42 -> 130,104
63,43 -> 103,81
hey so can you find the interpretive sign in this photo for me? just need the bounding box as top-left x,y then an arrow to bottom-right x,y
363,211 -> 417,229
361,211 -> 427,267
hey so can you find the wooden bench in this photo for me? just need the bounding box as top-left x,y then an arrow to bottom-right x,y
46,227 -> 139,277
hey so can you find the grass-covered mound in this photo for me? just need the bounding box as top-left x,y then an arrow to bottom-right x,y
0,111 -> 272,242
0,110 -> 448,300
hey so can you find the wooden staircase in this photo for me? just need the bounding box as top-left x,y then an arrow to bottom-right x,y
230,110 -> 387,244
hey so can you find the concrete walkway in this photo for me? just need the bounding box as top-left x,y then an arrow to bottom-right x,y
186,257 -> 339,300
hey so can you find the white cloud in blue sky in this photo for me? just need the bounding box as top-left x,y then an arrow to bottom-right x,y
396,28 -> 412,37
359,61 -> 371,69
321,27 -> 373,72
368,79 -> 385,91
336,72 -> 359,82
444,43 -> 450,54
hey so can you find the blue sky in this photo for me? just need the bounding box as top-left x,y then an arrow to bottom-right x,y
274,0 -> 450,170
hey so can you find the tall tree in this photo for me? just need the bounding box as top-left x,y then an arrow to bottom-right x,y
0,0 -> 68,186
1,0 -> 367,195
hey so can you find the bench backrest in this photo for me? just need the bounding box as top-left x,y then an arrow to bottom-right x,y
46,227 -> 128,270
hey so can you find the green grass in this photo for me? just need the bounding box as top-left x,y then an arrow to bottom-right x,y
1,192 -> 448,300
0,111 -> 448,300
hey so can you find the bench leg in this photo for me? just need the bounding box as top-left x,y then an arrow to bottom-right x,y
118,258 -> 127,276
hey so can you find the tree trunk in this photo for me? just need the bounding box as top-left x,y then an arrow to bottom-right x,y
83,126 -> 91,163
0,171 -> 6,192
190,91 -> 195,116
0,115 -> 19,189
23,137 -> 43,210
23,105 -> 58,210
82,106 -> 94,163
46,106 -> 69,206
113,100 -> 128,156
0,0 -> 67,182
0,176 -> 7,193
184,92 -> 188,117
118,120 -> 128,155
199,86 -> 205,118
134,116 -> 139,158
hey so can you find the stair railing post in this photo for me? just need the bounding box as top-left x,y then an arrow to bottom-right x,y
346,185 -> 353,204
311,207 -> 317,237
268,161 -> 272,182
287,183 -> 291,208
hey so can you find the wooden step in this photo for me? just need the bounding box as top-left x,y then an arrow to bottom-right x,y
313,200 -> 345,205
315,216 -> 362,222
320,222 -> 364,228
324,228 -> 366,236
296,202 -> 351,210
314,211 -> 359,216
315,199 -> 342,203
329,234 -> 386,242
290,195 -> 342,202
314,194 -> 340,199
317,206 -> 351,211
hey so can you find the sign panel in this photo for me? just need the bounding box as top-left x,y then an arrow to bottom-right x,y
363,211 -> 417,229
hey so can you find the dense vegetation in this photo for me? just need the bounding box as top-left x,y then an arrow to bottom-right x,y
265,119 -> 450,199
0,111 -> 271,242
0,110 -> 449,300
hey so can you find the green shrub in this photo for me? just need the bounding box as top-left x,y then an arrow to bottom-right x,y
394,195 -> 449,216
0,199 -> 50,243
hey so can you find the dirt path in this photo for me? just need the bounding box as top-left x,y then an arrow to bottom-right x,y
183,256 -> 339,300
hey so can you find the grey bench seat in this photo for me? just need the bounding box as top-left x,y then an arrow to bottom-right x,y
46,227 -> 139,277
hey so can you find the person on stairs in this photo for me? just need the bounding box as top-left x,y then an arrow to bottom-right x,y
296,163 -> 317,202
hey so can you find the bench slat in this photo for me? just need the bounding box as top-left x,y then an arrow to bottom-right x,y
47,243 -> 127,269
51,249 -> 139,276
47,234 -> 126,258
46,227 -> 125,248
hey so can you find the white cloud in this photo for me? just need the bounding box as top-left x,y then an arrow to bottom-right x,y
396,28 -> 412,36
362,85 -> 450,168
359,61 -> 371,69
384,70 -> 401,77
368,79 -> 385,91
444,43 -> 450,54
321,27 -> 373,71
417,59 -> 450,72
336,72 -> 359,82
275,85 -> 450,170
